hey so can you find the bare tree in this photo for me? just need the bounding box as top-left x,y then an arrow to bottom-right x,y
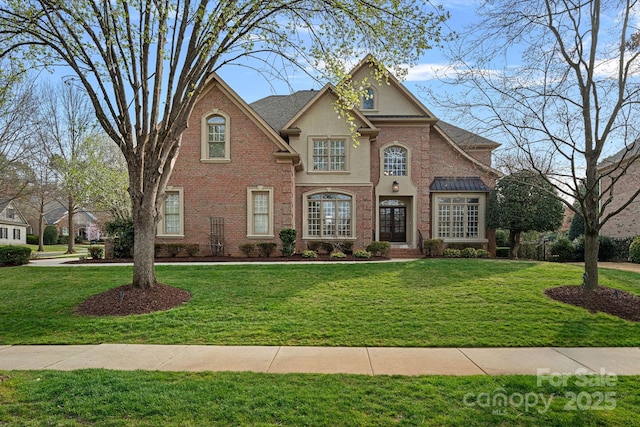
1,0 -> 449,288
0,59 -> 38,201
37,82 -> 100,254
430,0 -> 640,290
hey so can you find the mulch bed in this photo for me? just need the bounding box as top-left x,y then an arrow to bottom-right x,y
545,285 -> 640,322
76,283 -> 191,316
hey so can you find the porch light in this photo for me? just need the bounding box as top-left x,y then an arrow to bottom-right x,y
392,180 -> 399,193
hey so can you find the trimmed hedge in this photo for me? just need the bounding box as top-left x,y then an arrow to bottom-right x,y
366,241 -> 390,257
423,239 -> 444,257
629,236 -> 640,264
0,246 -> 32,266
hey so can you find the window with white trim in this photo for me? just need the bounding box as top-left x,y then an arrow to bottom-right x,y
157,187 -> 184,237
0,228 -> 7,239
13,228 -> 20,240
247,187 -> 274,237
384,146 -> 407,176
435,197 -> 480,239
306,193 -> 353,238
312,139 -> 346,171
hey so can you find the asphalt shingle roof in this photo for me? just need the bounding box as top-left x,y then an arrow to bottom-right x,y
250,90 -> 318,131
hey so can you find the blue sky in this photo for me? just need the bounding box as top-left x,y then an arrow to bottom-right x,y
216,1 -> 478,123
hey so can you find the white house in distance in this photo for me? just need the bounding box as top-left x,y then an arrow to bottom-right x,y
0,199 -> 29,245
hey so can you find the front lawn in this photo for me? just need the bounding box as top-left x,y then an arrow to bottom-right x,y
2,259 -> 639,347
1,370 -> 639,426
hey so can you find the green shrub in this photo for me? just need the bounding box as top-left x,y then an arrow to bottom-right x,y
461,247 -> 478,258
443,248 -> 461,258
518,242 -> 544,260
0,246 -> 31,266
495,247 -> 509,258
307,241 -> 322,252
336,241 -> 353,255
629,236 -> 640,264
550,237 -> 575,262
366,241 -> 390,257
26,234 -> 39,245
353,249 -> 372,259
239,243 -> 257,257
166,243 -> 184,257
301,249 -> 318,258
104,218 -> 134,258
279,228 -> 297,256
154,243 -> 166,257
43,225 -> 58,245
321,241 -> 336,253
423,239 -> 444,257
87,245 -> 104,259
495,229 -> 509,247
574,235 -> 618,262
257,242 -> 277,257
330,250 -> 346,259
57,235 -> 68,244
476,249 -> 490,258
184,244 -> 199,257
611,237 -> 633,261
445,242 -> 484,251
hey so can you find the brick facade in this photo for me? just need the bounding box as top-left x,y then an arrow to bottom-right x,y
158,58 -> 500,256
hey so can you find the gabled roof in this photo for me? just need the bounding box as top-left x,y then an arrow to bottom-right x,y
429,177 -> 492,193
197,73 -> 301,166
0,198 -> 30,226
349,54 -> 436,120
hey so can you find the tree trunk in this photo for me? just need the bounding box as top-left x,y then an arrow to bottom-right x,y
509,230 -> 521,259
38,212 -> 45,252
131,191 -> 158,289
583,231 -> 599,291
66,194 -> 76,254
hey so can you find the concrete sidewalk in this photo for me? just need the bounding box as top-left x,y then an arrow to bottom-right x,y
1,345 -> 639,376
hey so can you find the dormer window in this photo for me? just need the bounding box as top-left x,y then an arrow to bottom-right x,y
362,87 -> 376,110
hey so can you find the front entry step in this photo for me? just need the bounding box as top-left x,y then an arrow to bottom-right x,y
388,247 -> 422,259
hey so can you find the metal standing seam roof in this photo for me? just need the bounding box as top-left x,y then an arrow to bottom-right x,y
429,177 -> 492,192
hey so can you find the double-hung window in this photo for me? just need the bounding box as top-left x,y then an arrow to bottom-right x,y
247,187 -> 274,237
157,187 -> 184,237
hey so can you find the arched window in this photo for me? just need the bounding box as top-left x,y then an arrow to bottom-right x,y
207,115 -> 226,158
384,146 -> 407,176
201,111 -> 230,162
362,87 -> 375,110
306,193 -> 353,238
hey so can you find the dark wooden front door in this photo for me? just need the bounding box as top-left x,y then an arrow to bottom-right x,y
379,206 -> 406,242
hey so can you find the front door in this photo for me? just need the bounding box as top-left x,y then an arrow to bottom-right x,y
379,206 -> 406,242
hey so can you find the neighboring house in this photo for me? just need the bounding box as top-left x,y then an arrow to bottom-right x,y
157,55 -> 501,256
0,199 -> 29,245
599,142 -> 640,239
41,202 -> 100,241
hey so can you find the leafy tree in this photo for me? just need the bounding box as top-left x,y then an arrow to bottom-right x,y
0,0 -> 449,288
487,171 -> 564,258
435,0 -> 640,290
568,214 -> 585,242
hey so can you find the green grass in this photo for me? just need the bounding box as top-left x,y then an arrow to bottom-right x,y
1,370 -> 639,425
1,259 -> 640,346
